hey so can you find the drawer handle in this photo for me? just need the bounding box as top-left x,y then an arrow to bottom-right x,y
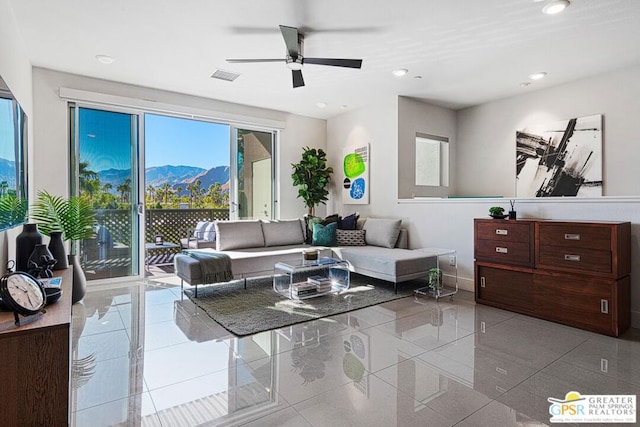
601,299 -> 609,314
495,247 -> 508,254
564,233 -> 581,240
564,254 -> 581,262
495,229 -> 508,235
496,367 -> 508,375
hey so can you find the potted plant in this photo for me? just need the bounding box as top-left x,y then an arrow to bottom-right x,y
291,147 -> 334,216
428,267 -> 443,293
489,206 -> 506,219
31,190 -> 96,303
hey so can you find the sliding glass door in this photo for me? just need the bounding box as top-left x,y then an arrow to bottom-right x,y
231,128 -> 275,220
71,105 -> 140,281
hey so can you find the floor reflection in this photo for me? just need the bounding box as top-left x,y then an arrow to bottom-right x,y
70,281 -> 640,426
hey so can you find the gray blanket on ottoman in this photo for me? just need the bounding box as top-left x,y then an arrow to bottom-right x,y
183,250 -> 234,283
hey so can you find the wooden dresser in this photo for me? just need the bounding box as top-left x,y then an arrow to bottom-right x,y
0,268 -> 73,426
474,219 -> 631,336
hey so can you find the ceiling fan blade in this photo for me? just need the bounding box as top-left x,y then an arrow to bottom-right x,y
280,25 -> 300,58
226,58 -> 285,63
292,70 -> 305,88
303,58 -> 363,68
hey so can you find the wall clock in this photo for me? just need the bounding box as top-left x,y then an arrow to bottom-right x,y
0,271 -> 46,325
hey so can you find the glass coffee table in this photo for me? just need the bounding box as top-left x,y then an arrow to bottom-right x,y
273,257 -> 350,301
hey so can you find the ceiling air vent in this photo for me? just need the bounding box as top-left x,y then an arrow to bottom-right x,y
211,69 -> 240,82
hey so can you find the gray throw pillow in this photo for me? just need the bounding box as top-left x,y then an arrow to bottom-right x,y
362,218 -> 402,248
262,219 -> 305,246
335,229 -> 366,246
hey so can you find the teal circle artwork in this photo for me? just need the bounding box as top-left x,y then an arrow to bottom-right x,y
344,153 -> 366,179
350,178 -> 365,200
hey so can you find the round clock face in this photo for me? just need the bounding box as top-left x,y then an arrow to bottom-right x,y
2,272 -> 46,315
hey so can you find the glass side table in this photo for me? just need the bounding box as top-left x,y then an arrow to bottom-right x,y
413,247 -> 458,300
273,257 -> 350,301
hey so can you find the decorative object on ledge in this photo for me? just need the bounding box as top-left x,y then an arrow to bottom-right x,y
509,199 -> 517,220
488,206 -> 508,219
15,223 -> 44,272
27,244 -> 56,278
47,231 -> 68,270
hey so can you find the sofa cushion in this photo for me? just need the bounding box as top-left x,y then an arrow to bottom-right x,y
335,229 -> 366,246
363,218 -> 402,248
215,220 -> 265,250
262,219 -> 305,247
312,222 -> 337,246
334,246 -> 436,278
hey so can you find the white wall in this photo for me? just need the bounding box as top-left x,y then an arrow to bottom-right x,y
397,96 -> 457,198
327,76 -> 640,328
0,0 -> 33,275
457,65 -> 640,197
31,67 -> 326,216
326,97 -> 398,218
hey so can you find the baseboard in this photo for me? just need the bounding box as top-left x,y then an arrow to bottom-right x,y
444,274 -> 474,293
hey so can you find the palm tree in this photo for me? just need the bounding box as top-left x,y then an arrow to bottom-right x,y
78,161 -> 99,194
116,178 -> 131,204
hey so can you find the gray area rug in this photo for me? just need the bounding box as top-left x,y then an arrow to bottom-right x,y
184,274 -> 425,336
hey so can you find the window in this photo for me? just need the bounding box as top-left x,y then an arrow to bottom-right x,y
415,133 -> 449,187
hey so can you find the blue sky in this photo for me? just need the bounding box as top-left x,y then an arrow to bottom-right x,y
145,114 -> 230,169
79,109 -> 230,172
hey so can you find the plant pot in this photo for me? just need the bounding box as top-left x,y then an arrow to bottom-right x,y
15,223 -> 43,272
69,254 -> 87,304
48,231 -> 69,270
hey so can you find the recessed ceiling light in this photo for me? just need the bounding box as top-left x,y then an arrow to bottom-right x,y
392,68 -> 408,77
341,105 -> 348,109
528,72 -> 547,80
413,75 -> 423,79
95,55 -> 114,64
316,102 -> 327,108
520,82 -> 531,87
542,0 -> 570,15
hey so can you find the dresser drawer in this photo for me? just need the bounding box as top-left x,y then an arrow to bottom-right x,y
538,223 -> 611,250
538,246 -> 611,273
476,240 -> 532,265
476,221 -> 532,243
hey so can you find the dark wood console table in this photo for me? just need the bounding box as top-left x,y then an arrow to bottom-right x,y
474,219 -> 631,337
0,267 -> 73,425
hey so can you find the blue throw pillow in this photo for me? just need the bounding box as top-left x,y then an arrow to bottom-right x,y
339,213 -> 359,230
312,222 -> 337,246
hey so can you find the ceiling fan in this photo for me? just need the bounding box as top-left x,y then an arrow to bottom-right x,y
226,25 -> 363,88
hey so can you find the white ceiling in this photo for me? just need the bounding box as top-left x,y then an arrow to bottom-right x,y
8,0 -> 640,120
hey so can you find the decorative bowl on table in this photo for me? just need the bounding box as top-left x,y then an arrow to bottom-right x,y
489,213 -> 509,219
44,287 -> 63,304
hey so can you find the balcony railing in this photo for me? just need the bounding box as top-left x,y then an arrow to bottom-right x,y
81,208 -> 229,276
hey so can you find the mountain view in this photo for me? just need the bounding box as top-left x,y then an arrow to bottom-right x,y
97,164 -> 230,196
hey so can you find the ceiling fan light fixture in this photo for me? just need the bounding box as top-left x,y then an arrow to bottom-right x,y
542,0 -> 570,15
286,57 -> 303,70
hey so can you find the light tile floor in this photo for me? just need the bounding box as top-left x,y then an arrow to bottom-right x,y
71,276 -> 640,426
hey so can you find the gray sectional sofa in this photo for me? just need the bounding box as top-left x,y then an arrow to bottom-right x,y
174,217 -> 436,295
